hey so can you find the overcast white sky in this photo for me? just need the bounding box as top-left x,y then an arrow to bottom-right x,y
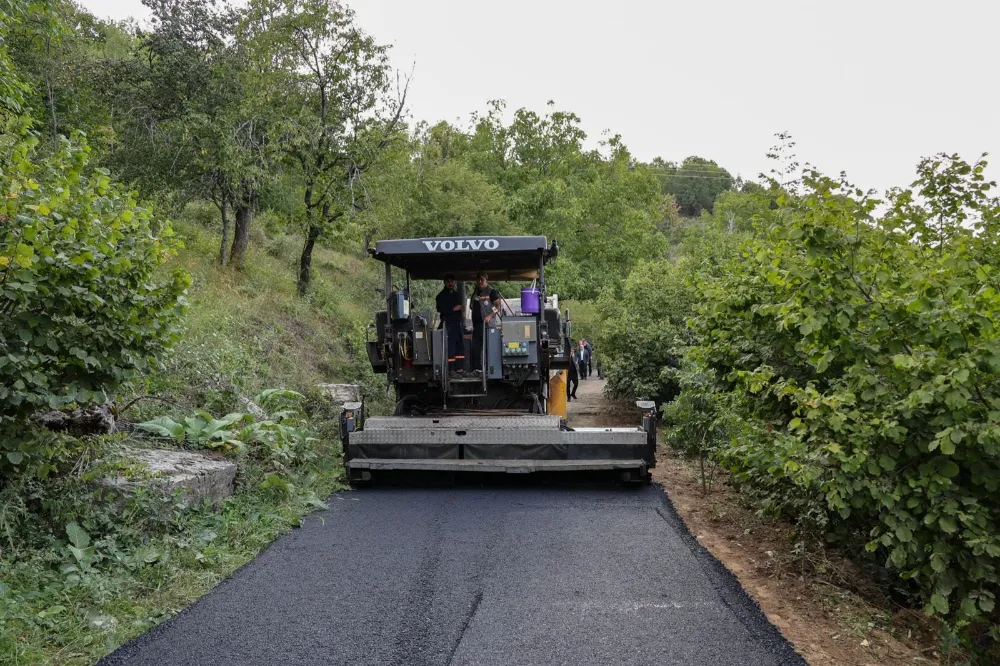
80,0 -> 998,194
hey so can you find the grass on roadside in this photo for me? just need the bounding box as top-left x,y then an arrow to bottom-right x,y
1,461 -> 342,666
0,211 -> 389,665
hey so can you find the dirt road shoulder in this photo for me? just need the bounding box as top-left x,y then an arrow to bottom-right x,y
568,379 -> 940,666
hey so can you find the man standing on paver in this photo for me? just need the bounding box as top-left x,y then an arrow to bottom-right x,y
469,271 -> 501,375
436,274 -> 465,376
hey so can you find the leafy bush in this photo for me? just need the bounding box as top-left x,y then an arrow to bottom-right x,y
136,411 -> 249,452
596,260 -> 691,402
136,389 -> 319,474
596,224 -> 741,403
0,125 -> 190,479
674,155 -> 1000,639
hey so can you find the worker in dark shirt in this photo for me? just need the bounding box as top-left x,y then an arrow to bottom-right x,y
567,346 -> 580,400
469,271 -> 501,375
436,274 -> 465,375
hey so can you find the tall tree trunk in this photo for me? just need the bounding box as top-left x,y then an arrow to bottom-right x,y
230,203 -> 252,269
298,222 -> 321,296
219,194 -> 230,265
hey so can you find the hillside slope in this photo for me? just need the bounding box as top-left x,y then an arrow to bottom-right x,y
0,218 -> 392,666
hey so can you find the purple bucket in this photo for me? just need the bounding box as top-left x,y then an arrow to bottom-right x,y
521,286 -> 541,314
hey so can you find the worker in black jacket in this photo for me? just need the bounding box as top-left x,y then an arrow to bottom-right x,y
436,274 -> 465,375
469,271 -> 501,375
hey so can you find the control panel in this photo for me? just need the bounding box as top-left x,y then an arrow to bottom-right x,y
501,316 -> 538,366
503,341 -> 529,357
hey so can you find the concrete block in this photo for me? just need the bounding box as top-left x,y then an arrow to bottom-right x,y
101,447 -> 237,508
318,383 -> 361,406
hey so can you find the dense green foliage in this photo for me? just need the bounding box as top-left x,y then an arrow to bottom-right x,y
0,216 -> 381,664
0,5 -> 189,481
601,152 -> 1000,653
650,155 -> 735,216
0,129 -> 189,478
368,106 -> 671,299
0,0 -> 746,661
596,260 -> 690,403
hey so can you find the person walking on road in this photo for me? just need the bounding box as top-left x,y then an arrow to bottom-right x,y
578,340 -> 591,379
584,338 -> 594,378
435,274 -> 465,376
567,346 -> 580,400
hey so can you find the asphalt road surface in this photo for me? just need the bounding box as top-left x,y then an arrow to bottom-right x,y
99,484 -> 805,666
101,381 -> 804,665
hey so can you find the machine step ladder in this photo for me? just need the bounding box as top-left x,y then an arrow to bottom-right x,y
447,376 -> 487,399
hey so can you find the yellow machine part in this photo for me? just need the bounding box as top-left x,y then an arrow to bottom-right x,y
547,371 -> 567,419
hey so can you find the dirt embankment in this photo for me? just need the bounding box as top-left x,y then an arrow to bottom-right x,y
567,379 -> 940,666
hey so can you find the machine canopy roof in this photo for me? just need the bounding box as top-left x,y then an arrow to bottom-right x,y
369,235 -> 557,280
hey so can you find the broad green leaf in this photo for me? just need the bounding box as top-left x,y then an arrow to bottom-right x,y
66,521 -> 90,548
136,417 -> 184,439
306,497 -> 330,511
929,593 -> 949,615
938,460 -> 960,478
14,243 -> 34,268
38,605 -> 66,618
68,545 -> 94,564
185,415 -> 209,436
939,516 -> 959,534
216,412 -> 247,427
6,451 -> 23,465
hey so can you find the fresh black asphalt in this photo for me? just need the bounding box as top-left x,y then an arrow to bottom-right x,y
98,484 -> 805,666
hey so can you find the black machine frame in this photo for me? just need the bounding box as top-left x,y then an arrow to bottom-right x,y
364,235 -> 570,415
341,234 -> 657,485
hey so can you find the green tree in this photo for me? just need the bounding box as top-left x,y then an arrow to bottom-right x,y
107,0 -> 278,267
240,0 -> 407,294
463,102 -> 667,298
402,124 -> 510,238
653,155 -> 734,216
0,0 -> 28,116
5,0 -> 137,157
